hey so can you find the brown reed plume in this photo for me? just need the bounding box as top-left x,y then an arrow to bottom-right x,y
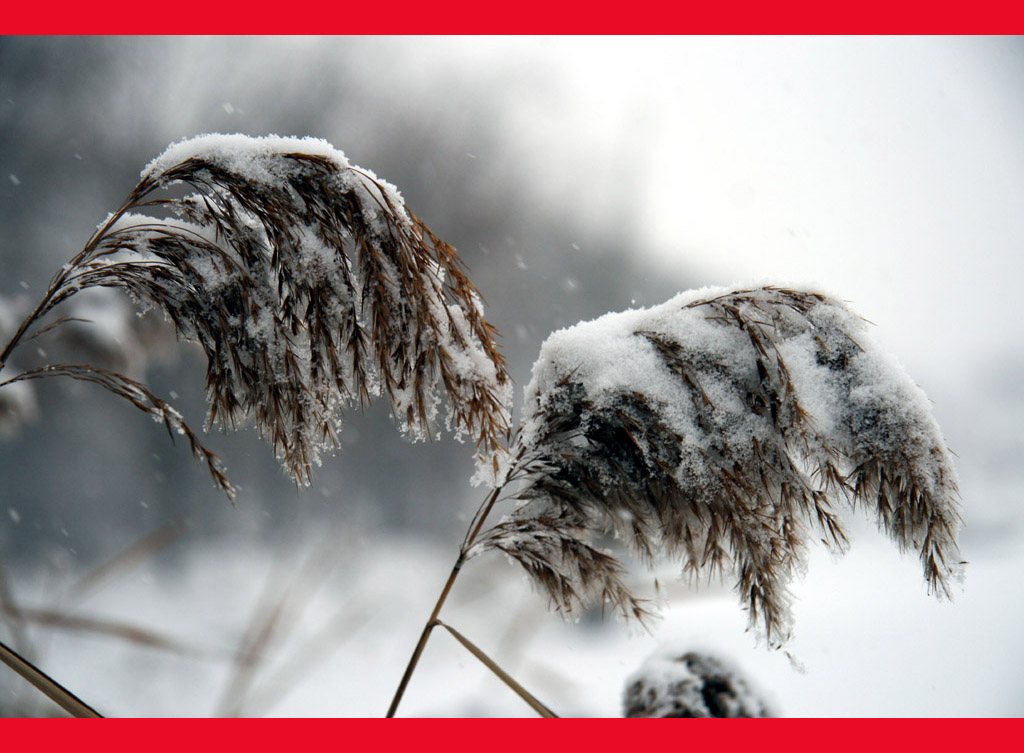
477,286 -> 963,646
0,135 -> 512,491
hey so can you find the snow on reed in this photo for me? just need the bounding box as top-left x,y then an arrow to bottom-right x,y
0,135 -> 512,491
486,286 -> 962,645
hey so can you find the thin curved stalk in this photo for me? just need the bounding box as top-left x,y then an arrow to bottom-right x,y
0,190 -> 139,371
0,639 -> 103,718
385,484 -> 505,718
384,555 -> 465,718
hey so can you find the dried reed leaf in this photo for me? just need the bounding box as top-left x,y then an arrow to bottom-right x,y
1,605 -> 204,657
435,620 -> 558,718
0,563 -> 31,656
242,599 -> 372,717
67,521 -> 185,603
1,364 -> 235,499
216,540 -> 337,717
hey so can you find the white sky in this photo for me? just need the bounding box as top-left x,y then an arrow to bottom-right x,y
390,36 -> 1024,387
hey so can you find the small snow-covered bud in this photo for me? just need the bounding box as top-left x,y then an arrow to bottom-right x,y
623,650 -> 772,718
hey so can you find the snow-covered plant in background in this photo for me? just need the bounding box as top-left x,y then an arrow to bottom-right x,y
0,135 -> 963,717
623,650 -> 772,718
0,288 -> 175,438
0,295 -> 37,437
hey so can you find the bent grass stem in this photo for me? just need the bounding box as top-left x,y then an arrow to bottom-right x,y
387,484 -> 520,718
435,620 -> 557,718
0,638 -> 103,718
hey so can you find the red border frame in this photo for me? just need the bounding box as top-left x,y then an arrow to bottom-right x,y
0,718 -> 1020,747
2,3 -> 1022,33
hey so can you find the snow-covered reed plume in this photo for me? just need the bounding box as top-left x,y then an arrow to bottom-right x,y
480,286 -> 963,645
623,650 -> 772,718
0,135 -> 512,492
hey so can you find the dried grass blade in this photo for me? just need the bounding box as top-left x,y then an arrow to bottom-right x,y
22,316 -> 93,343
67,521 -> 185,603
2,364 -> 235,499
0,562 -> 31,655
2,606 -> 204,658
0,638 -> 103,718
216,542 -> 337,717
435,620 -> 558,718
241,600 -> 372,717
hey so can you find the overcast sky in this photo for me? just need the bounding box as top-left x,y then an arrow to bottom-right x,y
386,36 -> 1024,386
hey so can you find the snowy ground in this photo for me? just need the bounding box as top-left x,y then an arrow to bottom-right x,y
4,493 -> 1022,717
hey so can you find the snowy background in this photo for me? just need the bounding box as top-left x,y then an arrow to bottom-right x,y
0,36 -> 1022,716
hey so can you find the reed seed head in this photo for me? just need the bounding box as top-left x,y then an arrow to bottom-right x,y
22,135 -> 512,489
486,286 -> 962,645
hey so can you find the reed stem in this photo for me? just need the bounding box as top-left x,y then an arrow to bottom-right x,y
385,484 -> 504,718
0,638 -> 103,718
